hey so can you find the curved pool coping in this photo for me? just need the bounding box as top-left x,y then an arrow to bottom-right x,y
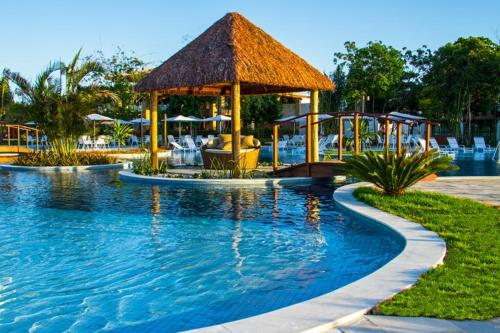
0,162 -> 131,173
119,170 -> 323,187
189,182 -> 446,333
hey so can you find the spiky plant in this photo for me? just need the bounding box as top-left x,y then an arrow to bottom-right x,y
345,148 -> 457,195
109,121 -> 133,148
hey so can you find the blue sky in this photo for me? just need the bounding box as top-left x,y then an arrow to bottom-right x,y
1,0 -> 499,80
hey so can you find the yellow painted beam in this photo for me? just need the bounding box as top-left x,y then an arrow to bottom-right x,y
338,116 -> 343,160
150,91 -> 159,170
310,90 -> 319,162
231,82 -> 241,177
273,124 -> 279,171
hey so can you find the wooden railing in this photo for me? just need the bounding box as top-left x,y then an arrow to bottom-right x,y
272,112 -> 438,172
0,124 -> 39,152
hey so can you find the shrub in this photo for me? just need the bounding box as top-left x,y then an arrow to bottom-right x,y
15,137 -> 118,166
132,151 -> 167,176
344,148 -> 457,195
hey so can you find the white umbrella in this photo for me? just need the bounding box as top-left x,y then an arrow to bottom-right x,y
114,119 -> 130,125
166,115 -> 203,137
130,117 -> 151,125
85,113 -> 114,138
25,121 -> 36,126
204,114 -> 232,133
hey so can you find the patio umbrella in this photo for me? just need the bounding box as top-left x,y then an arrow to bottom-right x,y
85,113 -> 114,139
166,115 -> 202,137
204,114 -> 231,133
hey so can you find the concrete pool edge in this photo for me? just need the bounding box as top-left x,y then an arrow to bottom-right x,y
119,170 -> 326,187
188,182 -> 446,333
0,162 -> 131,172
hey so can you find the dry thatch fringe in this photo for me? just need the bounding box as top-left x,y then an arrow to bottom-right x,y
136,12 -> 334,95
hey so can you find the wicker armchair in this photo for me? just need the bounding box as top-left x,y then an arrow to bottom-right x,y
201,137 -> 261,170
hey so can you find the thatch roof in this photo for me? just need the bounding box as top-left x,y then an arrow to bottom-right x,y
136,12 -> 334,95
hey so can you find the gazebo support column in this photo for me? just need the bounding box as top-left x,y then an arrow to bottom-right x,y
210,102 -> 217,131
273,124 -> 279,171
310,90 -> 319,162
163,113 -> 167,145
338,116 -> 343,161
385,118 -> 391,152
354,112 -> 360,154
150,91 -> 159,170
396,122 -> 402,156
231,82 -> 241,177
425,121 -> 431,152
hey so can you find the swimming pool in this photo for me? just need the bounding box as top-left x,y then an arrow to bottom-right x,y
0,171 -> 404,332
167,148 -> 500,177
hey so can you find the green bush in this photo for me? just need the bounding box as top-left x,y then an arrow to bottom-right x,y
15,137 -> 118,166
132,152 -> 167,176
345,148 -> 457,195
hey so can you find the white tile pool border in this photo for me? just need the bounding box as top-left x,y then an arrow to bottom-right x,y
0,162 -> 131,173
188,182 -> 446,333
119,170 -> 322,187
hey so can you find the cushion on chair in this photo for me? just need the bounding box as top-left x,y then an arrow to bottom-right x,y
206,139 -> 219,149
219,134 -> 232,143
220,141 -> 232,151
241,135 -> 255,149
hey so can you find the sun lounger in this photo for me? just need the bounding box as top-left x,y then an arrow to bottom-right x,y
473,137 -> 495,152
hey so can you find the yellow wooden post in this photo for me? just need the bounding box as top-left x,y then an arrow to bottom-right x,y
163,113 -> 167,145
396,122 -> 402,156
273,124 -> 279,172
17,126 -> 20,152
310,90 -> 319,162
338,116 -> 343,161
425,122 -> 431,152
35,130 -> 39,151
150,91 -> 159,170
25,128 -> 29,148
210,102 -> 217,131
385,118 -> 391,151
306,114 -> 312,163
354,112 -> 360,154
231,82 -> 241,176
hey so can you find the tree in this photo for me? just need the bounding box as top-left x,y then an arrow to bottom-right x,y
93,48 -> 150,120
0,74 -> 13,120
334,41 -> 405,112
320,63 -> 347,113
241,95 -> 282,126
4,49 -> 120,139
419,37 -> 500,143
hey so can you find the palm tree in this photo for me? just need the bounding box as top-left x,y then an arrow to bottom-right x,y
4,49 -> 120,140
0,75 -> 13,120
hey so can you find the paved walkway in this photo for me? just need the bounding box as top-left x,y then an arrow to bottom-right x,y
413,176 -> 500,206
331,177 -> 500,332
331,315 -> 500,333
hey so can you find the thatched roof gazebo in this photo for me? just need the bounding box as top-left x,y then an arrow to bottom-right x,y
136,12 -> 334,174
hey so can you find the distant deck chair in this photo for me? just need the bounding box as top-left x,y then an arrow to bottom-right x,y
170,141 -> 187,151
167,135 -> 177,145
447,137 -> 473,153
473,137 -> 494,152
184,137 -> 198,151
129,135 -> 139,147
290,135 -> 304,147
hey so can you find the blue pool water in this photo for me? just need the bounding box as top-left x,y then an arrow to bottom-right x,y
0,171 -> 404,332
167,148 -> 500,176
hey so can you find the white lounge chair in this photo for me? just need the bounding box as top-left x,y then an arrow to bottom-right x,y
77,135 -> 93,150
473,137 -> 494,152
129,135 -> 139,147
447,137 -> 473,153
290,135 -> 304,147
170,141 -> 187,151
184,137 -> 198,151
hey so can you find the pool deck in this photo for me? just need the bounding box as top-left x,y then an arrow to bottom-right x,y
331,315 -> 500,333
413,176 -> 500,206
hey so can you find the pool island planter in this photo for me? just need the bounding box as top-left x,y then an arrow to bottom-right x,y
189,182 -> 446,333
119,170 -> 320,187
0,162 -> 131,173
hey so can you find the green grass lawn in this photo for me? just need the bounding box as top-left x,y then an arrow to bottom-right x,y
353,187 -> 500,320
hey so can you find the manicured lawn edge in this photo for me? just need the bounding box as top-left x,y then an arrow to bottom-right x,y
353,187 -> 499,320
